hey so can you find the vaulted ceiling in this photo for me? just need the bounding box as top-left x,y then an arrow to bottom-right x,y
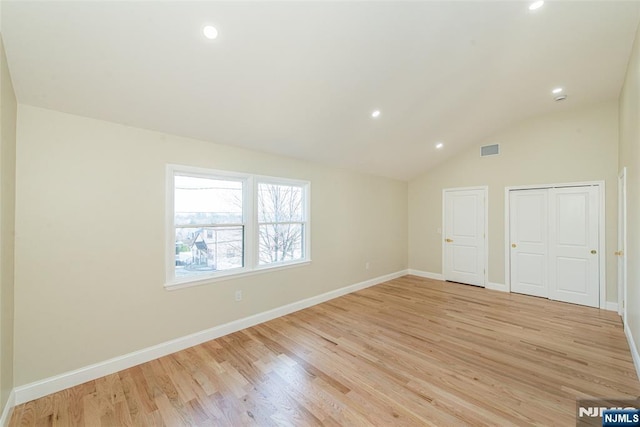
3,1 -> 639,180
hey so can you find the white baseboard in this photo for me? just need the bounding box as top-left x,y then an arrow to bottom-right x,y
606,301 -> 619,312
486,282 -> 508,292
14,269 -> 408,405
625,324 -> 640,383
0,390 -> 14,427
407,271 -> 507,293
407,269 -> 444,281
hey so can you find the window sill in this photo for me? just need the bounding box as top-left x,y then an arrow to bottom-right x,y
164,259 -> 312,291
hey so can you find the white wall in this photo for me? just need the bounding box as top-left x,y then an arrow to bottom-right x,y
0,34 -> 16,411
13,105 -> 408,386
409,101 -> 619,301
619,23 -> 640,363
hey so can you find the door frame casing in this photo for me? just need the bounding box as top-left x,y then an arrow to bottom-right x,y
442,186 -> 489,287
504,181 -> 606,309
618,168 -> 627,322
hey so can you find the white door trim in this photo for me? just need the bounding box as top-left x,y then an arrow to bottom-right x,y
504,181 -> 606,309
618,168 -> 628,322
442,186 -> 489,286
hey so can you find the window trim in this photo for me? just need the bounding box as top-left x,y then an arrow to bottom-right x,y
165,164 -> 311,290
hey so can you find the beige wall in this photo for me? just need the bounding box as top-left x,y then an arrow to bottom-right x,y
0,35 -> 16,409
13,105 -> 408,386
408,101 -> 619,301
619,24 -> 640,357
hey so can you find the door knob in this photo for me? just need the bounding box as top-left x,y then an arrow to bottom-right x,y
591,250 -> 597,254
511,243 -> 517,248
445,238 -> 453,243
615,250 -> 624,256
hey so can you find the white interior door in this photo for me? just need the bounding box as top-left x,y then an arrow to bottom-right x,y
510,190 -> 548,298
443,188 -> 486,287
548,186 -> 599,308
618,169 -> 627,322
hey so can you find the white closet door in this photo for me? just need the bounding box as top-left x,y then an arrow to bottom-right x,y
548,186 -> 599,308
510,190 -> 548,298
443,189 -> 486,287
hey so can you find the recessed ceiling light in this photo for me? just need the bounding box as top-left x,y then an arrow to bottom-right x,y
436,142 -> 444,149
371,110 -> 381,118
529,1 -> 544,11
203,25 -> 218,40
552,87 -> 563,94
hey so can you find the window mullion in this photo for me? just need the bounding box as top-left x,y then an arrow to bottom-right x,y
175,223 -> 246,228
256,221 -> 305,226
244,176 -> 255,271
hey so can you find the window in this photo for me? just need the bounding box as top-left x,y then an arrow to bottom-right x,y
167,165 -> 310,288
257,182 -> 305,265
173,174 -> 245,280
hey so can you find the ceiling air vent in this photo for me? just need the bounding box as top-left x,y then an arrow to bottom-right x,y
480,144 -> 500,157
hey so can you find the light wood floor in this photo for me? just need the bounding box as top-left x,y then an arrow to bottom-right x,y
9,275 -> 640,426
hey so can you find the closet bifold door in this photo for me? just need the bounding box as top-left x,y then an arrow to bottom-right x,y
548,186 -> 600,308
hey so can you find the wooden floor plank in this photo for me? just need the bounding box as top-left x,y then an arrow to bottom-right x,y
9,276 -> 640,426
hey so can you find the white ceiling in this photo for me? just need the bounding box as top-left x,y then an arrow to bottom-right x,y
3,1 -> 639,181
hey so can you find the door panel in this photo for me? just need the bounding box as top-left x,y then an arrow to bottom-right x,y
510,190 -> 548,298
556,257 -> 588,293
444,189 -> 485,287
516,253 -> 545,287
556,193 -> 588,246
548,187 -> 599,307
453,196 -> 477,236
452,245 -> 478,274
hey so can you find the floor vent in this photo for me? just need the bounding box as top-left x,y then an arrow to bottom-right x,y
480,144 -> 500,157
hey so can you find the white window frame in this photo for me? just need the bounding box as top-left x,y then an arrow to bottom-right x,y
254,177 -> 311,271
165,164 -> 311,290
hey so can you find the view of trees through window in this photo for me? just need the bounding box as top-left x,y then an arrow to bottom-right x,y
258,183 -> 304,265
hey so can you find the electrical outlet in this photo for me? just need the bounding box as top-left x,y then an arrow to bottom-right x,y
235,290 -> 242,302
365,262 -> 370,270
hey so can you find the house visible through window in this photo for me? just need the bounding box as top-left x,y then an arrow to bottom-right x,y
167,165 -> 310,288
173,175 -> 244,280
